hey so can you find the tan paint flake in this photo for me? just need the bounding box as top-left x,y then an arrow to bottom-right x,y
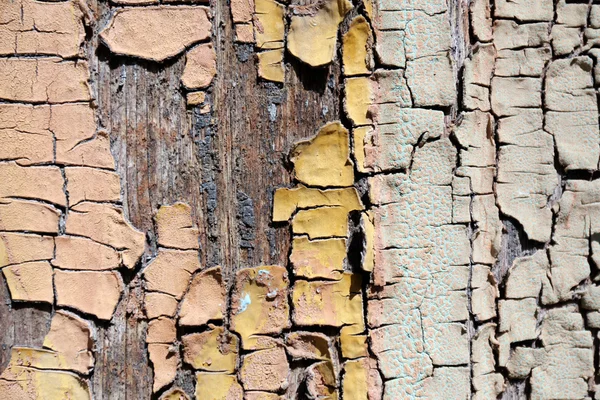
230,266 -> 290,349
148,343 -> 179,393
147,317 -> 177,344
0,232 -> 53,268
143,249 -> 201,299
155,203 -> 200,250
235,23 -> 255,43
290,122 -> 354,188
55,270 -> 124,320
65,167 -> 121,206
144,292 -> 179,319
179,266 -> 225,326
288,0 -> 353,67
240,346 -> 289,392
0,0 -> 85,58
306,360 -> 337,399
53,236 -> 120,271
186,91 -> 206,106
66,202 -> 145,269
3,261 -> 53,304
0,58 -> 90,103
0,200 -> 60,234
43,310 -> 94,375
0,163 -> 66,207
182,326 -> 239,372
51,104 -> 115,170
100,6 -> 212,62
181,43 -> 217,90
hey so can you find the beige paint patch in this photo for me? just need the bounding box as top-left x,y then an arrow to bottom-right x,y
53,236 -> 120,271
100,6 -> 212,62
230,266 -> 290,349
182,327 -> 239,372
187,91 -> 206,106
55,270 -> 124,320
181,43 -> 217,90
179,266 -> 225,326
290,122 -> 354,188
155,203 -> 200,250
3,261 -> 53,304
143,249 -> 201,299
287,0 -> 353,67
66,202 -> 145,269
235,23 -> 255,43
0,232 -> 54,268
0,58 -> 90,103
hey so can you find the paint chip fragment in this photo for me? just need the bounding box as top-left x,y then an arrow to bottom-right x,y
182,327 -> 239,372
100,6 -> 212,62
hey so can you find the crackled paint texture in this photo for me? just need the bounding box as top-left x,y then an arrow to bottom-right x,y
3,0 -> 600,398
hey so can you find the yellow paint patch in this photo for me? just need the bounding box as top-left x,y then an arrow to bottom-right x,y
182,327 -> 239,373
340,329 -> 368,359
341,359 -> 369,400
159,387 -> 190,400
195,373 -> 243,400
290,122 -> 354,187
292,207 -> 349,239
290,236 -> 346,280
230,266 -> 290,349
287,0 -> 353,66
257,49 -> 285,83
292,273 -> 364,328
0,365 -> 91,400
273,185 -> 363,222
342,16 -> 372,76
344,77 -> 372,126
254,0 -> 285,50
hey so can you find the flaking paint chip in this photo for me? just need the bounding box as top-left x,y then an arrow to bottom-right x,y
240,346 -> 290,392
230,266 -> 290,349
289,236 -> 346,280
342,16 -> 373,76
55,270 -> 124,320
287,0 -> 353,67
0,232 -> 54,268
148,343 -> 179,393
195,373 -> 243,400
3,261 -> 54,304
100,6 -> 212,62
53,236 -> 120,271
290,122 -> 354,187
143,249 -> 201,299
182,326 -> 239,372
291,207 -> 350,239
155,203 -> 200,250
181,43 -> 217,90
178,266 -> 225,326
